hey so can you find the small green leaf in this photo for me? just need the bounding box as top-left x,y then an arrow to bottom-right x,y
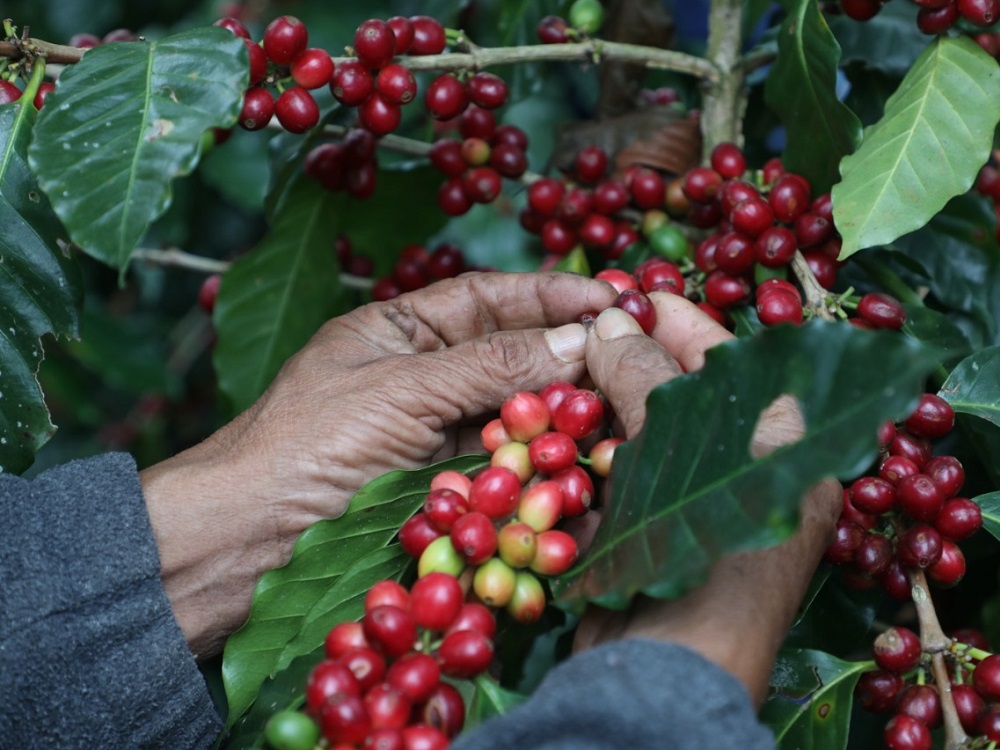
555,322 -> 939,609
977,491 -> 1000,541
0,98 -> 82,473
765,0 -> 863,192
833,36 -> 1000,259
940,345 -> 1000,427
761,649 -> 871,749
28,27 -> 247,273
552,246 -> 591,276
221,455 -> 487,728
468,675 -> 527,727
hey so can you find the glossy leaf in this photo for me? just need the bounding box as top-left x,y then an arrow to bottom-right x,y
765,0 -> 863,192
221,455 -> 487,728
555,322 -> 939,609
940,345 -> 1000,427
553,246 -> 591,276
833,37 -> 1000,259
0,98 -> 82,474
762,649 -> 871,749
901,305 -> 972,368
468,675 -> 527,728
978,491 -> 1000,542
213,180 -> 343,414
28,28 -> 247,273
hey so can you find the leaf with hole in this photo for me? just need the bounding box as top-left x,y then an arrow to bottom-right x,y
555,322 -> 939,609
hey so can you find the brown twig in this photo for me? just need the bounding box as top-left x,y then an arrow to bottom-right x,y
700,0 -> 746,156
790,251 -> 836,321
0,38 -> 86,65
910,570 -> 969,749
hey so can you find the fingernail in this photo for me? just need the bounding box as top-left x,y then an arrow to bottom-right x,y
545,323 -> 587,362
595,307 -> 644,340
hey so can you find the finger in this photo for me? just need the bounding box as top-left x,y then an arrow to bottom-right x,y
385,322 -> 591,425
584,307 -> 683,438
339,272 -> 618,355
647,291 -> 735,372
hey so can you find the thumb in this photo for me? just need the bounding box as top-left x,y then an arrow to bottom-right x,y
412,322 -> 590,418
585,308 -> 683,438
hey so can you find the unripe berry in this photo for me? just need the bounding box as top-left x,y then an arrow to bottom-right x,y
497,522 -> 538,569
490,441 -> 535,484
417,535 -> 466,578
472,556 -> 517,606
517,481 -> 564,533
430,470 -> 472,500
501,391 -> 551,442
506,571 -> 547,624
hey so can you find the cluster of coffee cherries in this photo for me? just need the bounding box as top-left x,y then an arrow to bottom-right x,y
370,242 -> 478,301
974,154 -> 1000,245
834,0 -> 999,33
304,128 -> 382,199
856,625 -> 1000,747
537,0 -> 606,42
825,392 -> 982,597
520,145 -> 669,261
263,573 -> 497,750
398,385 -> 619,624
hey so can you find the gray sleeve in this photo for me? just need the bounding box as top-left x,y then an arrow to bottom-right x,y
0,453 -> 222,749
454,639 -> 775,749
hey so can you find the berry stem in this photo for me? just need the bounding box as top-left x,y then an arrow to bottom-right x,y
700,0 -> 747,157
19,46 -> 46,101
790,251 -> 836,321
0,36 -> 87,65
909,570 -> 969,749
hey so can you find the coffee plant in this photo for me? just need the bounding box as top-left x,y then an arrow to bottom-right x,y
4,0 -> 1000,747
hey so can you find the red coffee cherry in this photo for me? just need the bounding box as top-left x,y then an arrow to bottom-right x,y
418,682 -> 466,739
365,580 -> 410,612
551,465 -> 594,517
897,524 -> 943,570
613,289 -> 657,334
873,626 -> 922,673
468,468 -> 521,519
364,683 -> 411,731
466,71 -> 509,109
385,652 -> 440,703
239,87 -> 275,131
363,605 -> 417,657
896,684 -> 942,729
376,64 -> 418,105
291,48 -> 334,90
710,142 -> 746,179
858,292 -> 907,329
354,19 -> 396,69
358,92 -> 402,136
438,629 -> 494,678
262,15 -> 308,66
552,389 -> 604,440
425,74 -> 469,120
331,60 -> 375,106
883,714 -> 931,750
855,670 -> 904,714
245,39 -> 267,86
409,16 -> 447,55
340,647 -> 386,693
904,393 -> 955,439
935,497 -> 982,541
974,654 -> 1000,701
387,17 -> 415,54
398,512 -> 442,559
927,539 -> 966,587
306,659 -> 362,713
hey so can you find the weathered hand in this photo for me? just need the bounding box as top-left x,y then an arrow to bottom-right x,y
141,271 -> 616,657
572,293 -> 841,707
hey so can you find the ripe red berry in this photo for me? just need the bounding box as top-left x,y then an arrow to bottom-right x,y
365,580 -> 410,612
703,271 -> 751,308
710,142 -> 746,180
462,166 -> 502,204
319,693 -> 370,745
927,539 -> 966,586
466,71 -> 509,109
363,605 -> 417,657
897,524 -> 943,570
574,146 -> 609,184
401,724 -> 450,750
386,652 -> 441,703
754,226 -> 797,268
682,166 -> 724,203
437,177 -> 473,216
958,0 -> 1000,26
925,455 -> 965,498
952,684 -> 986,735
325,621 -> 368,659
423,488 -> 469,533
541,219 -> 578,255
824,520 -> 864,564
975,654 -> 1000,701
291,48 -> 334,90
897,474 -> 944,523
398,512 -> 442,559
551,465 -> 594,517
331,60 -> 375,106
531,529 -> 579,575
409,16 -> 447,55
879,455 -> 919,486
890,431 -> 934,469
873,626 -> 922,673
517,481 -> 564,533
501,391 -> 551,442
552,389 -> 604,440
841,0 -> 883,21
239,87 -> 275,131
214,16 -> 251,38
489,143 -> 528,178
275,87 -> 319,134
358,92 -> 402,136
613,289 -> 657,334
364,683 -> 411,731
883,714 -> 931,750
468,467 -> 521,519
528,431 -> 579,474
197,273 -> 221,314
244,39 -> 267,86
376,64 -> 418,105
896,684 -> 942,729
426,74 -> 468,120
854,532 -> 894,577
262,15 -> 308,66
935,496 -> 982,541
768,174 -> 811,223
306,660 -> 362,713
354,19 -> 396,69
855,670 -> 904,714
410,572 -> 464,632
858,292 -> 907,330
917,3 -> 959,33
904,393 -> 955,439
438,629 -> 494,678
629,168 -> 667,210
418,682 -> 466,739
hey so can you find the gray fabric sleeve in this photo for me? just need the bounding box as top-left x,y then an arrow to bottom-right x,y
454,639 -> 775,749
0,453 -> 222,749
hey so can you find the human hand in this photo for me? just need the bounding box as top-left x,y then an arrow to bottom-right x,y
571,292 -> 841,707
141,271 -> 616,657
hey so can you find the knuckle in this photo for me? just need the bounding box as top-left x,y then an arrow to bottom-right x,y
478,331 -> 534,380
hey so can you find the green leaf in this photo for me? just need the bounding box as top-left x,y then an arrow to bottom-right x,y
552,246 -> 591,276
761,649 -> 871,749
468,675 -> 527,727
832,36 -> 1000,259
213,179 -> 343,414
28,27 -> 247,273
831,2 -> 925,78
977,491 -> 1000,542
221,455 -> 488,728
940,345 -> 1000,427
555,322 -> 939,609
901,305 -> 972,368
0,98 -> 82,474
765,0 -> 863,192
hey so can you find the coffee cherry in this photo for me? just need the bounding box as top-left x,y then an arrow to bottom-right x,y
481,418 -> 512,453
490,441 -> 534,484
551,465 -> 594,517
537,15 -> 572,43
325,621 -> 368,659
897,474 -> 944,522
423,489 -> 469,533
517,481 -> 564,533
951,684 -> 986,734
469,467 -> 521,519
387,17 -> 415,54
354,19 -> 396,69
981,704 -> 1000,742
276,87 -> 319,133
858,292 -> 907,330
574,146 -> 609,185
710,142 -> 746,179
531,529 -> 579,575
363,605 -> 417,657
629,168 -> 667,209
880,455 -> 920,486
466,72 -> 509,109
873,626 -> 922,673
506,571 -> 546,624
418,682 -> 466,739
501,392 -> 551,442
880,560 -> 913,601
527,178 -> 565,216
331,60 -> 375,106
897,524 -> 943,570
917,3 -> 959,33
704,271 -> 751,308
320,693 -> 371,745
856,670 -> 904,714
824,520 -> 865,564
364,683 -> 411,731
489,143 -> 528,178
242,39 -> 267,87
802,250 -> 838,289
539,381 -> 576,414
463,166 -> 502,204
927,539 -> 966,586
528,432 -> 578,475
417,535 -> 465,578
730,197 -> 774,238
359,93 -> 402,136
306,660 -> 362,713
890,431 -> 933,469
896,685 -> 942,729
265,709 -> 321,750
385,652 -> 440,704
376,64 -> 417,105
450,511 -> 499,565
768,174 -> 810,223
904,394 -> 955,439
472,556 -> 517,606
754,226 -> 797,267
958,0 -> 1000,26
409,16 -> 447,55
935,497 -> 982,540
756,289 -> 803,326
291,48 -> 334,90
639,260 -> 685,295
924,455 -> 965,498
425,74 -> 468,120
446,602 -> 496,640
263,15 -> 308,66
855,533 -> 894,577
715,232 -> 755,275
497,522 -> 538,569
239,87 -> 275,131
975,655 -> 1000,701
409,572 -> 464,632
883,714 -> 930,750
682,167 -> 724,203
613,289 -> 657,334
215,16 -> 251,38
552,389 -> 604,440
841,0 -> 884,21
438,629 -> 494,678
365,580 -> 410,611
438,177 -> 473,216
340,647 -> 386,693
